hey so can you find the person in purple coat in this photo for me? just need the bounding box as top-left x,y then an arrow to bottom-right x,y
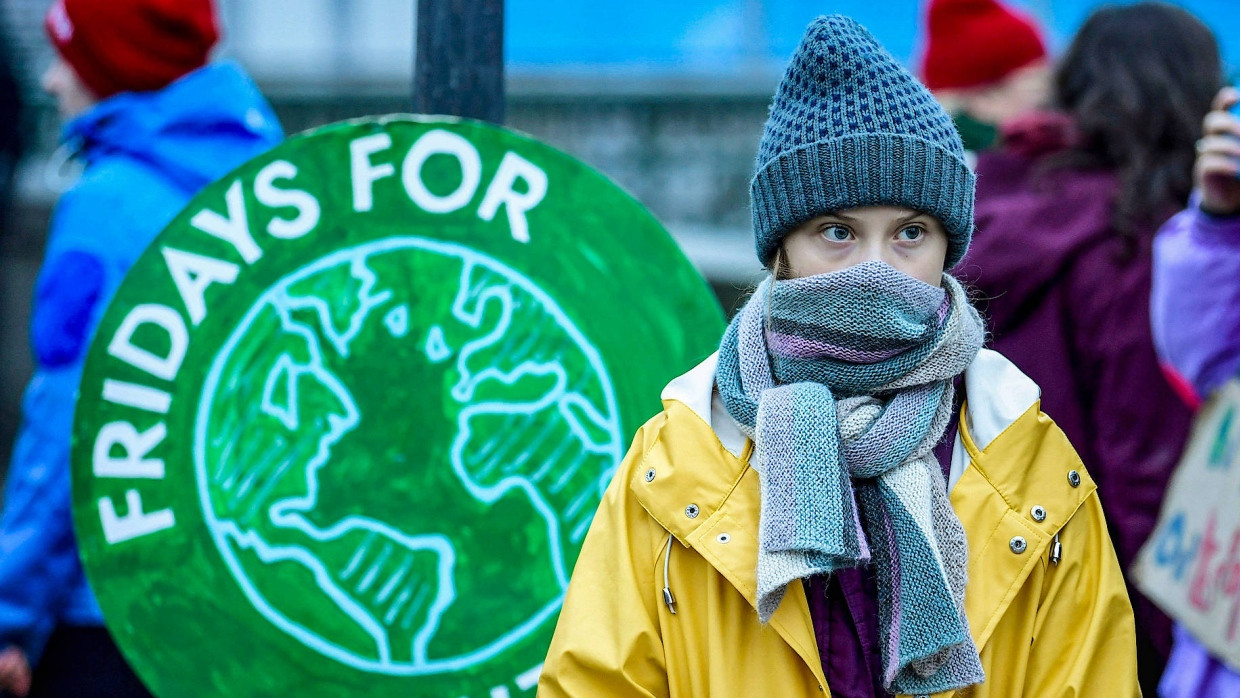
959,5 -> 1221,692
1150,85 -> 1240,698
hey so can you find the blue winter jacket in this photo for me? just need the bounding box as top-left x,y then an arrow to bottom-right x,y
0,61 -> 283,658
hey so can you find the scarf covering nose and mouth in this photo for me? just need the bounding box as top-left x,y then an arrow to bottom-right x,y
715,260 -> 987,695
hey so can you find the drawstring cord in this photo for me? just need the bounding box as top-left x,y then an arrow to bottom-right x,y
662,534 -> 677,615
43,136 -> 85,193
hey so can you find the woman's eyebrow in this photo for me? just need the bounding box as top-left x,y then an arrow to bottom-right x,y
825,211 -> 858,222
895,211 -> 929,225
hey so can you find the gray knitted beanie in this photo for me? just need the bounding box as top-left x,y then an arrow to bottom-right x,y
751,15 -> 975,268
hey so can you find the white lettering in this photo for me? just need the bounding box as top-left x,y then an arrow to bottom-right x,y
478,152 -> 547,243
99,491 -> 175,544
515,663 -> 543,690
190,179 -> 263,264
107,304 -> 188,381
350,133 -> 395,212
255,160 -> 321,239
93,421 -> 166,479
102,379 -> 171,414
162,247 -> 239,326
402,129 -> 482,214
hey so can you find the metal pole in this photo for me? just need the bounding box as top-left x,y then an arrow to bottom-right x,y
413,0 -> 505,125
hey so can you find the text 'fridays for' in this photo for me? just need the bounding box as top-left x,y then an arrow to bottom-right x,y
89,128 -> 550,545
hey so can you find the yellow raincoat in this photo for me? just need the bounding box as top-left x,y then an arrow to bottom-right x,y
539,349 -> 1140,697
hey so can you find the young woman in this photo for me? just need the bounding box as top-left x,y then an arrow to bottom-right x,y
1149,86 -> 1240,698
539,16 -> 1139,697
961,6 -> 1221,689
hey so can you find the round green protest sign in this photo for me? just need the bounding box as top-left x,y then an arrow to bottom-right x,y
71,116 -> 724,697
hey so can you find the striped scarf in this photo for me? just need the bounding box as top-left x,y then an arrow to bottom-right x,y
715,260 -> 986,695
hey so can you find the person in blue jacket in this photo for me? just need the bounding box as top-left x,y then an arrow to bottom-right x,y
0,1 -> 282,695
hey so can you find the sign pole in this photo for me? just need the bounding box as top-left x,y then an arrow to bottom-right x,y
413,0 -> 505,125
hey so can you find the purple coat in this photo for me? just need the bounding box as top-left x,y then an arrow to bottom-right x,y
1151,202 -> 1240,696
960,115 -> 1192,669
1152,201 -> 1240,400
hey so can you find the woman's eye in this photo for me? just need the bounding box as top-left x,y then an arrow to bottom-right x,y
898,225 -> 925,241
822,225 -> 852,241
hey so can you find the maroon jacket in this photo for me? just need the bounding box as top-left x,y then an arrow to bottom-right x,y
958,113 -> 1192,664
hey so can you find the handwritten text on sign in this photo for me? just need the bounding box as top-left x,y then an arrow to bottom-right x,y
1134,380 -> 1240,671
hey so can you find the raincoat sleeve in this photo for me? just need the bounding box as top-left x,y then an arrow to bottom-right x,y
539,415 -> 670,698
1022,492 -> 1141,697
1152,201 -> 1240,401
1061,236 -> 1193,585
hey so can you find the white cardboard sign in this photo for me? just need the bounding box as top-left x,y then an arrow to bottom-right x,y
1134,379 -> 1240,671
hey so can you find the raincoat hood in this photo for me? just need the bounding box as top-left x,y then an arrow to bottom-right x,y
62,60 -> 281,193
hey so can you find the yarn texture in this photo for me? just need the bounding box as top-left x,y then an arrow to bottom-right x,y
715,261 -> 987,694
750,15 -> 975,268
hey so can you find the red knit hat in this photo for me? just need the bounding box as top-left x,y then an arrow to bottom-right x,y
920,0 -> 1047,91
44,0 -> 219,98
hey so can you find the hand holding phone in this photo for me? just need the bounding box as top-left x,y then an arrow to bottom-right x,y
1197,87 -> 1240,216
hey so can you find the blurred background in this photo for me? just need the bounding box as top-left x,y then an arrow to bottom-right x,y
0,0 -> 1237,476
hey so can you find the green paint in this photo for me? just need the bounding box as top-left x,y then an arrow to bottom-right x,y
1209,406 -> 1236,470
71,116 -> 724,697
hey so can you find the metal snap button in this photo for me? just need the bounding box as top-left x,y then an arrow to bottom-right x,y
645,468 -> 656,482
1067,470 -> 1081,487
1030,505 -> 1047,522
717,533 -> 731,544
685,504 -> 699,519
1010,536 -> 1028,554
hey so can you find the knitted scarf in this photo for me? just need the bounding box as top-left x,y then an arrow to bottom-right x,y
715,260 -> 986,695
